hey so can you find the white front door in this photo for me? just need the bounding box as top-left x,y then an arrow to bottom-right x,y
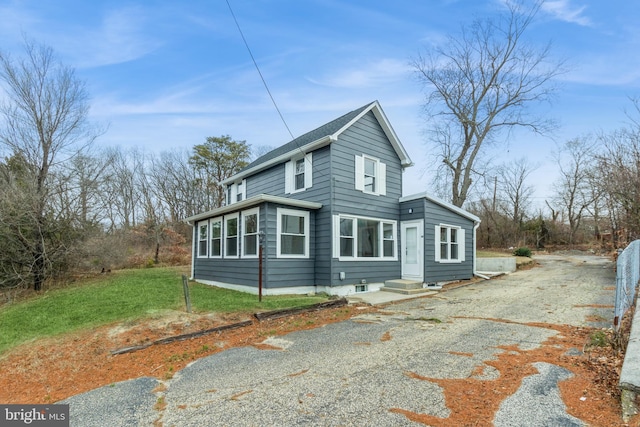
401,220 -> 424,281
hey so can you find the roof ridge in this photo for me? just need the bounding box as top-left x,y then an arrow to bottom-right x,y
241,101 -> 376,171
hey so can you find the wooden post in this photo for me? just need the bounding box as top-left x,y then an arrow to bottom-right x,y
182,275 -> 192,313
258,244 -> 263,302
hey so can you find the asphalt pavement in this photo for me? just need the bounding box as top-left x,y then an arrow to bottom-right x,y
61,253 -> 616,426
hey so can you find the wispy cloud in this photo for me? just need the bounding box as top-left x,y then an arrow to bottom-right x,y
542,0 -> 592,26
65,6 -> 163,68
307,58 -> 410,89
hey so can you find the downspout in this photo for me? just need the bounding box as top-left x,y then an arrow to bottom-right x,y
472,221 -> 490,280
187,220 -> 196,280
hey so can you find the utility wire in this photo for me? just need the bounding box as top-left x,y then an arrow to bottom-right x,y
225,0 -> 295,141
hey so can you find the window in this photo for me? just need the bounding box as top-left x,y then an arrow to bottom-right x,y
355,154 -> 386,196
383,223 -> 395,257
295,158 -> 305,191
226,180 -> 246,205
364,157 -> 376,192
339,217 -> 354,257
225,214 -> 239,257
285,153 -> 312,193
334,215 -> 396,260
436,224 -> 465,263
210,218 -> 222,257
236,181 -> 244,202
277,208 -> 309,257
198,222 -> 208,257
242,209 -> 259,257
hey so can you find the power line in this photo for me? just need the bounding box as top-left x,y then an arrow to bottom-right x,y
225,0 -> 295,141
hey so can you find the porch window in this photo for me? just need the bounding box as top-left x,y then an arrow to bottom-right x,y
277,208 -> 309,258
435,224 -> 465,263
242,208 -> 259,257
210,218 -> 222,257
225,214 -> 239,258
198,222 -> 208,257
334,215 -> 396,260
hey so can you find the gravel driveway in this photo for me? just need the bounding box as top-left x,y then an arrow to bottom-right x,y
63,253 -> 616,426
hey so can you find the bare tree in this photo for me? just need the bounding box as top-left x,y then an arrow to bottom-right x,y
0,40 -> 101,290
413,0 -> 564,207
593,100 -> 640,244
498,158 -> 537,225
553,136 -> 597,246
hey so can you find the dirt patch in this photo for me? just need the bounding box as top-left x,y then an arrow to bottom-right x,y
0,304 -> 635,426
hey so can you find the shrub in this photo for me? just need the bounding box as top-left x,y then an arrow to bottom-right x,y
513,247 -> 532,257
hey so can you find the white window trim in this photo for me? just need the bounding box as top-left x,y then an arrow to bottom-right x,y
197,221 -> 208,258
435,224 -> 466,264
277,208 -> 310,258
209,217 -> 223,259
242,208 -> 260,258
332,214 -> 397,261
285,153 -> 313,194
224,213 -> 240,259
355,154 -> 386,196
226,179 -> 247,205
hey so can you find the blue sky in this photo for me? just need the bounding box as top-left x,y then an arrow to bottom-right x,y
1,0 -> 639,206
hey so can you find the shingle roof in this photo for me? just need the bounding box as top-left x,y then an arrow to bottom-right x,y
240,102 -> 372,172
221,100 -> 412,185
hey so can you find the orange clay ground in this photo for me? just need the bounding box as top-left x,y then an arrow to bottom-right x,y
0,303 -> 637,427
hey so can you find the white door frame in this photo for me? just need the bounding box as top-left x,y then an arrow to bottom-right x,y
401,220 -> 424,281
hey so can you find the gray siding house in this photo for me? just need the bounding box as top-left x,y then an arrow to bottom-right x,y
185,101 -> 480,296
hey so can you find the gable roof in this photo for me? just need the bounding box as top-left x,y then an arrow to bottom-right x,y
221,100 -> 413,185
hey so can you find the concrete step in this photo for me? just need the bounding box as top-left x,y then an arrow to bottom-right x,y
381,286 -> 433,295
384,279 -> 423,290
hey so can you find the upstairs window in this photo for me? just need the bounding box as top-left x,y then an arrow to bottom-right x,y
295,158 -> 305,191
364,157 -> 376,193
435,224 -> 465,263
226,180 -> 246,205
285,153 -> 312,194
355,154 -> 386,196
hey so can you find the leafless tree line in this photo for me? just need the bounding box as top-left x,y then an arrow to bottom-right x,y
0,40 -> 252,291
468,99 -> 640,251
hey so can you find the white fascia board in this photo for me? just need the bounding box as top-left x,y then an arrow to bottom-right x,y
400,192 -> 481,223
184,194 -> 322,224
331,100 -> 413,168
220,135 -> 334,186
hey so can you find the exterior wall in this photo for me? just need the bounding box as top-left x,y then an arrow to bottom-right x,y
262,202 -> 317,289
400,198 -> 475,283
328,111 -> 402,287
192,202 -> 319,289
192,204 -> 266,287
190,108 -> 477,294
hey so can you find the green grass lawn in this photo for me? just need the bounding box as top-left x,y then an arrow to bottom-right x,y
0,267 -> 328,355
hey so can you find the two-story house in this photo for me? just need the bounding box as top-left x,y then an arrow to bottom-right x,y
185,101 -> 480,296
